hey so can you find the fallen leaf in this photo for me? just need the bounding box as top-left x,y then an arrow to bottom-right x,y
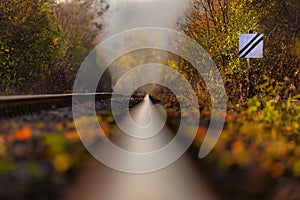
64,131 -> 80,141
53,153 -> 72,172
14,126 -> 32,141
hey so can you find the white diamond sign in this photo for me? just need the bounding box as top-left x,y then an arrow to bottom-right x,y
239,34 -> 263,58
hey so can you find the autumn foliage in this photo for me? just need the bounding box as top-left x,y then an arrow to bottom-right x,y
181,0 -> 300,103
0,0 -> 104,94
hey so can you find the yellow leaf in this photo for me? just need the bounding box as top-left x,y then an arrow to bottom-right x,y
231,140 -> 250,166
55,123 -> 63,132
53,153 -> 72,172
293,160 -> 300,177
0,137 -> 6,157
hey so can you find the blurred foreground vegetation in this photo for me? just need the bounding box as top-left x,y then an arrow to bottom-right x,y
175,1 -> 300,199
0,0 -> 299,199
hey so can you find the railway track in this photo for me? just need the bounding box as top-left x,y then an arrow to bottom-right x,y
0,93 -> 144,119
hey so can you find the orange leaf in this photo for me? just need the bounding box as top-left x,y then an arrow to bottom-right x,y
271,129 -> 277,140
64,131 -> 80,141
197,126 -> 207,137
226,114 -> 233,122
6,135 -> 15,143
165,102 -> 172,108
14,126 -> 32,141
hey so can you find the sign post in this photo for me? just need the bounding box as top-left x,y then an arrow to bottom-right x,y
239,30 -> 263,98
247,55 -> 254,97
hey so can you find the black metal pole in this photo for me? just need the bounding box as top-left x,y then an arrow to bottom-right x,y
247,58 -> 254,98
247,30 -> 254,98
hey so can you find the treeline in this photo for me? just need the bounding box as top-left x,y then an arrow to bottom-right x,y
2,0 -> 299,99
0,0 -> 108,95
180,0 -> 300,103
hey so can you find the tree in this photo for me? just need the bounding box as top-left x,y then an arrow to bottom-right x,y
181,0 -> 260,103
180,0 -> 300,103
0,0 -> 63,94
0,0 -> 109,94
250,0 -> 300,96
49,1 -> 102,93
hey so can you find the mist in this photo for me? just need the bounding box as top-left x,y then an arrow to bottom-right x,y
97,0 -> 191,91
103,0 -> 189,37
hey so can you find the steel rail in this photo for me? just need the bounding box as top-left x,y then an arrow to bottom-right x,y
0,93 -> 118,118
